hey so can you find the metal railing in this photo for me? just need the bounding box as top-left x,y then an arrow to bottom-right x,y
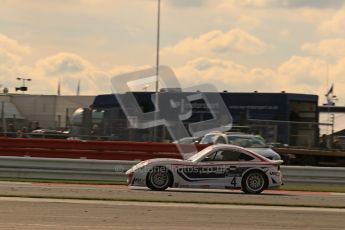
0,156 -> 136,181
282,166 -> 345,184
0,156 -> 344,185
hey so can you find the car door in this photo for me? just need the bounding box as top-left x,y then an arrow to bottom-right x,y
176,149 -> 255,189
201,150 -> 239,189
175,150 -> 227,189
204,149 -> 256,189
178,150 -> 230,189
176,160 -> 225,189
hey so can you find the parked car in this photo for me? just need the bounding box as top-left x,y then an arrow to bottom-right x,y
200,132 -> 281,160
126,144 -> 283,194
30,129 -> 68,139
173,136 -> 201,144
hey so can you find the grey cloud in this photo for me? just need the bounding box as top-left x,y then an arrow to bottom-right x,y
194,59 -> 227,71
281,0 -> 344,8
194,60 -> 213,71
55,58 -> 85,74
166,0 -> 208,7
166,0 -> 344,10
293,75 -> 322,87
38,54 -> 87,76
238,0 -> 344,8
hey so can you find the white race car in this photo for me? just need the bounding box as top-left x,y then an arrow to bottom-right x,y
126,144 -> 283,194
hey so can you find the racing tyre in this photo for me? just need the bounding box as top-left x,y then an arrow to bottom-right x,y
147,166 -> 172,191
242,170 -> 267,194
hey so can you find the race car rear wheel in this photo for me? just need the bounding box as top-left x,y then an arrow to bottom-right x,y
242,170 -> 267,194
147,166 -> 172,191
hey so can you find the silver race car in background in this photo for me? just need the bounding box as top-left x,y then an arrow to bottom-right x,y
200,132 -> 281,160
126,144 -> 283,194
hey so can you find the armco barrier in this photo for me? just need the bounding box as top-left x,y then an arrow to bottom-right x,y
0,156 -> 136,181
0,156 -> 344,185
273,147 -> 345,158
282,166 -> 345,184
0,138 -> 209,160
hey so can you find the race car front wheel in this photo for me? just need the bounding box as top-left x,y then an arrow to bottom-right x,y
147,166 -> 172,191
242,170 -> 267,194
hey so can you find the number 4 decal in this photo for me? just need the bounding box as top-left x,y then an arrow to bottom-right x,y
231,176 -> 237,187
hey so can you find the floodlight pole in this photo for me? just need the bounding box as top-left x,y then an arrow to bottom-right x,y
16,77 -> 32,94
153,0 -> 161,142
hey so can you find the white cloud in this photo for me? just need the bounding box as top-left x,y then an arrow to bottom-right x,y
27,53 -> 345,101
174,57 -> 278,92
32,54 -> 153,95
173,55 -> 345,105
236,15 -> 262,29
0,51 -> 20,69
331,58 -> 345,84
234,0 -> 275,8
299,8 -> 333,22
0,34 -> 31,56
0,33 -> 150,95
277,56 -> 326,89
109,65 -> 151,76
33,52 -> 113,95
36,53 -> 89,76
3,50 -> 111,95
166,0 -> 208,7
82,55 -> 345,102
0,33 -> 32,92
224,0 -> 345,8
109,65 -> 154,92
282,0 -> 344,8
279,29 -> 290,37
162,29 -> 266,57
302,39 -> 345,59
319,8 -> 345,34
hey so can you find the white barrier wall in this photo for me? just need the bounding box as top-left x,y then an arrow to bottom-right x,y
0,156 -> 344,185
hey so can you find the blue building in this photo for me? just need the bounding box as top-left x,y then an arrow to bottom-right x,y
72,92 -> 319,147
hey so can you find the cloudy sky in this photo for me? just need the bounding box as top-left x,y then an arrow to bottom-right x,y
1,0 -> 345,107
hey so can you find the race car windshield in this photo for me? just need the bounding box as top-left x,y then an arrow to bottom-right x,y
199,134 -> 217,144
227,136 -> 268,148
187,147 -> 212,162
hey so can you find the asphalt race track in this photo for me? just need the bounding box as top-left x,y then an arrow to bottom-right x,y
0,181 -> 344,229
0,197 -> 344,230
0,182 -> 344,208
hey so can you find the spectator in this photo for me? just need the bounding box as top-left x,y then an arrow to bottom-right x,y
90,124 -> 101,140
319,134 -> 328,149
28,122 -> 33,132
6,123 -> 17,138
17,126 -> 30,138
34,121 -> 41,130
